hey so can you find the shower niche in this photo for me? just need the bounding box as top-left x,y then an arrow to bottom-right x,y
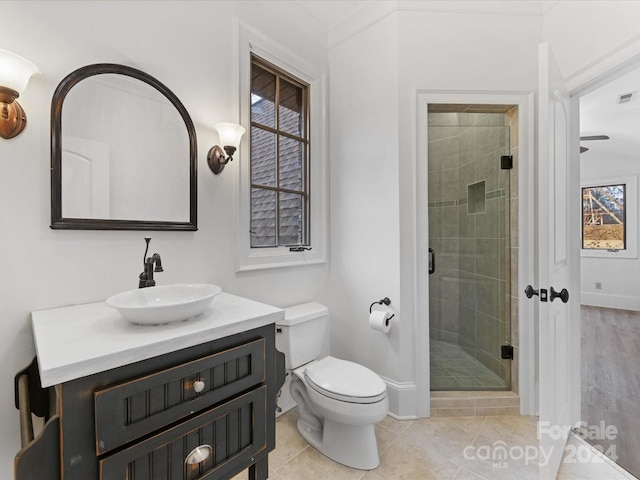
467,181 -> 486,215
427,104 -> 517,392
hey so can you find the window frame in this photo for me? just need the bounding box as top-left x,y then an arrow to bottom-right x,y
249,55 -> 310,248
235,23 -> 327,271
581,175 -> 638,259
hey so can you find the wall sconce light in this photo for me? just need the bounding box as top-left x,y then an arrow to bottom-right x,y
0,49 -> 39,139
207,122 -> 246,174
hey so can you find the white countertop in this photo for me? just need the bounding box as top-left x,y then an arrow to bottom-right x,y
32,292 -> 284,387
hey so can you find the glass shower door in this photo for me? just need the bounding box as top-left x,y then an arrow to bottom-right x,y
428,107 -> 512,391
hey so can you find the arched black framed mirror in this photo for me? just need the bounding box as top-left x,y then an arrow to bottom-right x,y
51,64 -> 197,230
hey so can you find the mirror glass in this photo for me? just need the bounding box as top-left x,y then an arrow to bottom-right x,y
51,64 -> 197,230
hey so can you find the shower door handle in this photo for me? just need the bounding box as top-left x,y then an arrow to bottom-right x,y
428,248 -> 435,274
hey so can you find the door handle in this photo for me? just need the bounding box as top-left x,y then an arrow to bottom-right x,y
524,285 -> 537,298
550,287 -> 569,303
428,248 -> 435,274
525,285 -> 548,302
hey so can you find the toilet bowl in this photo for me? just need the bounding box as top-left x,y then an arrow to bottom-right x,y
291,356 -> 388,469
276,303 -> 389,470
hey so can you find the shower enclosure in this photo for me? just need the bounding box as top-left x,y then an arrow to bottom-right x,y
428,105 -> 513,391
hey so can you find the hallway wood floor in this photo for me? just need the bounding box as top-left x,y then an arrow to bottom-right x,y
581,305 -> 640,478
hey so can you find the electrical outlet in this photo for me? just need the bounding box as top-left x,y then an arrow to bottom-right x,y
595,282 -> 602,290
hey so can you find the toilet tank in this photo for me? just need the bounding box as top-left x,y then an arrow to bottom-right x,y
276,302 -> 328,370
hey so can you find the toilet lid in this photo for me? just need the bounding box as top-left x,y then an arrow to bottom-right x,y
304,356 -> 387,401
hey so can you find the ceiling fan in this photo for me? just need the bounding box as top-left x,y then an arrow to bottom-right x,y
580,135 -> 609,153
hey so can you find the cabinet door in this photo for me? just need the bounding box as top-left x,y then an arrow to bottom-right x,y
95,338 -> 265,454
100,386 -> 267,480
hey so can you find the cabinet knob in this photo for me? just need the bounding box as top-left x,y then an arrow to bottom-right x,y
193,380 -> 206,393
185,444 -> 212,465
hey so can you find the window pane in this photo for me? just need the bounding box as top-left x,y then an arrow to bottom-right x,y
279,192 -> 303,245
582,184 -> 626,250
279,79 -> 303,136
251,64 -> 276,129
251,128 -> 276,187
251,188 -> 277,247
279,137 -> 303,191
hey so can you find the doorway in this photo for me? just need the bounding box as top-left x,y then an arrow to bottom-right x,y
414,91 -> 536,419
577,63 -> 640,478
427,104 -> 515,392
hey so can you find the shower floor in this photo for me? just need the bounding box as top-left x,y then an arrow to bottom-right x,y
430,339 -> 507,390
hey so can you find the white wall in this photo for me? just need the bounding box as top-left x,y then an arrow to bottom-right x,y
581,153 -> 640,310
397,8 -> 541,415
328,5 -> 542,416
543,0 -> 640,81
0,1 -> 329,475
328,13 -> 403,384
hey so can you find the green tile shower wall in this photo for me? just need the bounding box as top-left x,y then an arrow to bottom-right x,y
428,112 -> 513,389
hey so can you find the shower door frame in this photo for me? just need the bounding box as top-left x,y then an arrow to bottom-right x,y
414,90 -> 536,418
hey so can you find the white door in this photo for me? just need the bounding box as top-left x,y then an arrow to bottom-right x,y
535,43 -> 582,479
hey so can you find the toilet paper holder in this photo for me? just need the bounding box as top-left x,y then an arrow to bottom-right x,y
369,297 -> 395,324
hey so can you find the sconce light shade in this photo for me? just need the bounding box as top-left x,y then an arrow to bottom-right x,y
207,122 -> 246,174
0,49 -> 39,139
0,49 -> 39,95
215,122 -> 246,150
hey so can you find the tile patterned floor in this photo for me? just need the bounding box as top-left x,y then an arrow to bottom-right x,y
430,340 -> 507,390
233,409 -> 637,480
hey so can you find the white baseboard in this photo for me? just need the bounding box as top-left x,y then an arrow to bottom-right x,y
380,376 -> 418,419
581,292 -> 640,311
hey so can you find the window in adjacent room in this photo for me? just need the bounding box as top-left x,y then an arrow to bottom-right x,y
250,55 -> 310,248
582,183 -> 626,250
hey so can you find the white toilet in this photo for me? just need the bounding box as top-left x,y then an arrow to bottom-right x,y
276,302 -> 388,470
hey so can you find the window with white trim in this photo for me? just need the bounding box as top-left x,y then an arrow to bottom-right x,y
582,184 -> 626,250
235,24 -> 327,271
581,175 -> 638,259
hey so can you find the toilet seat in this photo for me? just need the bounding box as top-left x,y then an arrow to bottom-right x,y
303,356 -> 387,404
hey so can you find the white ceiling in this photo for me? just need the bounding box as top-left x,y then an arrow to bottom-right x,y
294,0 -> 371,28
580,66 -> 640,160
294,0 -> 549,29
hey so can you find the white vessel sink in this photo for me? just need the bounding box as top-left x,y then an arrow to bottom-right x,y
106,283 -> 222,325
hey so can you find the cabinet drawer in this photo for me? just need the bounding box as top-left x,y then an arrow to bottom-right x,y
95,338 -> 265,455
100,386 -> 267,480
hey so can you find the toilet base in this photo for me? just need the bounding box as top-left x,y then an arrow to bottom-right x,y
297,417 -> 380,470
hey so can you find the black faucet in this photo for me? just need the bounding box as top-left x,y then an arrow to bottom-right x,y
138,237 -> 164,288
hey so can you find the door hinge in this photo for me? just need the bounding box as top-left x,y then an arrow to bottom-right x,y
501,345 -> 514,360
501,155 -> 513,170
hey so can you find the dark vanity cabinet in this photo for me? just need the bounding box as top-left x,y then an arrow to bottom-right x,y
15,324 -> 284,480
